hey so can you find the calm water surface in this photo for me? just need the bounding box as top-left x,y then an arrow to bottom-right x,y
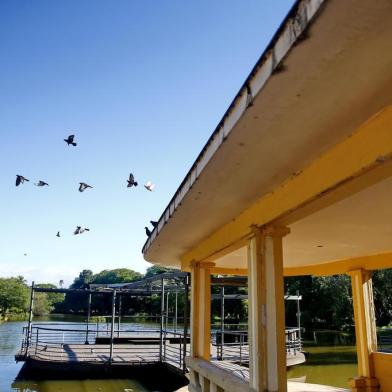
0,318 -> 151,392
287,345 -> 358,388
1,317 -> 358,391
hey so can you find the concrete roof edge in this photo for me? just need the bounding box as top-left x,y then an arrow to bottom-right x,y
142,0 -> 328,258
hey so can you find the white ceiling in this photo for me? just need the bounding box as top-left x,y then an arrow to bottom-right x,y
214,173 -> 392,269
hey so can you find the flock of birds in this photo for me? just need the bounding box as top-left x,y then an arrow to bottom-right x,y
16,134 -> 159,249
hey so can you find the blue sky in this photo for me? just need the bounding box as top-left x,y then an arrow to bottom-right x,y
0,0 -> 294,286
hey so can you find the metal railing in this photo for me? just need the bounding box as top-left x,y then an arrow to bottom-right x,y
213,327 -> 302,364
18,322 -> 189,371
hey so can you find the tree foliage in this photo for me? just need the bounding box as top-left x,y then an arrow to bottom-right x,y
0,276 -> 29,314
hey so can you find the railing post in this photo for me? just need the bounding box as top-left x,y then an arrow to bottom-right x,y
25,281 -> 35,356
117,295 -> 122,338
34,328 -> 39,356
182,274 -> 189,373
85,292 -> 91,344
174,291 -> 178,333
109,289 -> 116,364
159,277 -> 165,362
164,291 -> 169,360
219,286 -> 225,360
296,290 -> 302,351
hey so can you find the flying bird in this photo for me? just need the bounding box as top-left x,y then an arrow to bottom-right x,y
64,134 -> 77,146
150,221 -> 158,228
145,227 -> 152,237
16,175 -> 29,186
79,182 -> 93,192
144,181 -> 155,191
127,173 -> 138,188
35,180 -> 49,187
74,226 -> 90,235
56,231 -> 60,237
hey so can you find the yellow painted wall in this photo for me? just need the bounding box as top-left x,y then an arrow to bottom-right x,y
372,352 -> 392,391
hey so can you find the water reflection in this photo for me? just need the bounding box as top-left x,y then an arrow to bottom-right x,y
11,379 -> 148,392
287,345 -> 358,388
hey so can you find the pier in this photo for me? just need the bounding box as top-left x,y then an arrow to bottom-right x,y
15,272 -> 305,382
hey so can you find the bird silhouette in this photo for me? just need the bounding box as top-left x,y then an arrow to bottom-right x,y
56,231 -> 60,237
43,345 -> 48,351
127,173 -> 138,188
35,180 -> 49,187
64,134 -> 77,146
74,226 -> 81,235
79,182 -> 93,192
145,227 -> 152,236
144,181 -> 155,191
150,221 -> 158,228
16,175 -> 29,186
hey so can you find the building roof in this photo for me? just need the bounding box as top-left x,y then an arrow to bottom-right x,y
142,0 -> 392,269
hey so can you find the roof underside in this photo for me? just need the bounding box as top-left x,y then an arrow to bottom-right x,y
143,0 -> 392,267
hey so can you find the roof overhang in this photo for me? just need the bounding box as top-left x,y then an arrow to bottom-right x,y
142,0 -> 392,269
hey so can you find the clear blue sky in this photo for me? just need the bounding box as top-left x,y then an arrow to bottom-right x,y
0,0 -> 294,286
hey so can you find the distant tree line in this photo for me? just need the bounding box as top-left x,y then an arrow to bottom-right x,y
1,267 -> 392,332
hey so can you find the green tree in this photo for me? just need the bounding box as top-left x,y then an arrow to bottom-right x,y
71,269 -> 94,289
92,268 -> 142,284
35,283 -> 65,314
145,265 -> 175,278
0,277 -> 29,314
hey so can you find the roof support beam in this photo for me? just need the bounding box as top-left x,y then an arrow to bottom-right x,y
181,104 -> 392,267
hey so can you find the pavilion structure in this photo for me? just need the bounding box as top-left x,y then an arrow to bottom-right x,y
142,0 -> 392,391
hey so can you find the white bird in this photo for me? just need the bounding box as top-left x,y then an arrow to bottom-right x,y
144,181 -> 155,191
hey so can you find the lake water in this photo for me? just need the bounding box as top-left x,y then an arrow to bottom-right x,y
287,345 -> 357,388
0,317 -> 153,392
0,317 -> 358,391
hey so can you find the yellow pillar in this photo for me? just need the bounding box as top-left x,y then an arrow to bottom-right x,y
348,269 -> 379,392
190,261 -> 214,360
247,226 -> 289,392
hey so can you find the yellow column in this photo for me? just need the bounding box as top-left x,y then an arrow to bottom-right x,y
190,261 -> 214,360
247,226 -> 289,392
348,269 -> 379,392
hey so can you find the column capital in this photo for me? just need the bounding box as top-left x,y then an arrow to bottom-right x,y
250,224 -> 290,238
190,260 -> 216,269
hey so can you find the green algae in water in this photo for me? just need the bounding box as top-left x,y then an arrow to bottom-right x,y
287,345 -> 358,388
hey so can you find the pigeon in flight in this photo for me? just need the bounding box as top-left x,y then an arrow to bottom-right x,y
150,221 -> 158,228
56,231 -> 60,237
64,134 -> 77,146
144,181 -> 155,192
127,173 -> 138,188
74,226 -> 90,235
79,182 -> 93,192
16,175 -> 29,186
145,227 -> 152,237
35,180 -> 49,187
